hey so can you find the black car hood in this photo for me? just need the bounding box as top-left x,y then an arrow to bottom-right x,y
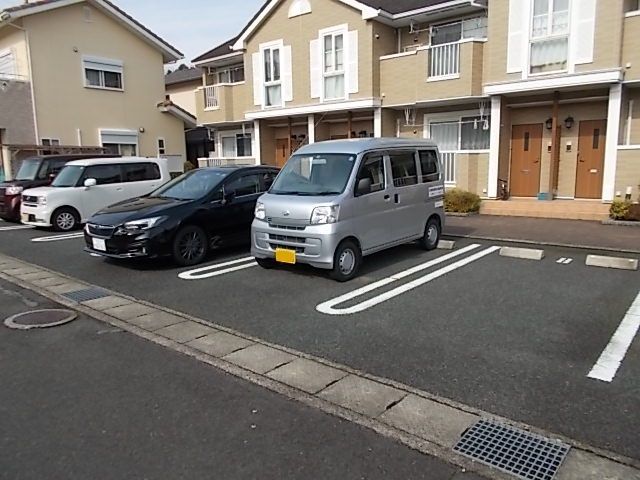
89,196 -> 191,226
0,179 -> 47,191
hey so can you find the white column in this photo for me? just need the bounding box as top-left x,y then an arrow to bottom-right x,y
374,107 -> 382,137
253,120 -> 261,165
307,114 -> 315,144
487,95 -> 502,199
2,146 -> 11,181
602,83 -> 622,202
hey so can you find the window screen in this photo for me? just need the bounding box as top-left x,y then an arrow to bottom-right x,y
389,152 -> 418,187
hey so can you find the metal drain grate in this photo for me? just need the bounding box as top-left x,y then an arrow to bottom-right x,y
62,287 -> 111,303
453,420 -> 570,480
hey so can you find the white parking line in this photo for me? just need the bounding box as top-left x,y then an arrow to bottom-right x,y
178,256 -> 257,280
31,232 -> 85,243
0,225 -> 34,232
316,244 -> 498,316
556,257 -> 573,265
588,291 -> 640,383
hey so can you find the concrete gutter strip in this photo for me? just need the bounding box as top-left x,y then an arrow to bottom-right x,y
0,253 -> 638,480
585,255 -> 639,271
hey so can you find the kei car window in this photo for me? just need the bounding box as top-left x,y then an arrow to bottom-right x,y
122,163 -> 161,182
355,155 -> 385,195
419,150 -> 440,183
49,159 -> 68,177
225,174 -> 261,197
36,160 -> 51,180
261,171 -> 277,192
389,151 -> 418,187
82,164 -> 122,185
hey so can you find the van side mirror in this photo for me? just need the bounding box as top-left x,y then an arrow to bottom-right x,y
356,178 -> 372,196
84,178 -> 97,188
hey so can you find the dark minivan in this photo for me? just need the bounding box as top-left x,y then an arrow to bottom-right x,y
0,154 -> 118,221
84,166 -> 279,266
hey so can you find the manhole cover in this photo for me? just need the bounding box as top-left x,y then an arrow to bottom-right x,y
4,309 -> 77,330
453,420 -> 570,480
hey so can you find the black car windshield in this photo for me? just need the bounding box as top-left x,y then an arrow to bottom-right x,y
270,153 -> 356,195
52,166 -> 85,187
150,169 -> 228,200
15,159 -> 42,181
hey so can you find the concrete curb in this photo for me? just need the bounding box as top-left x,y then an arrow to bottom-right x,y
601,220 -> 640,227
586,255 -> 639,271
1,253 -> 638,479
499,246 -> 545,261
444,233 -> 640,255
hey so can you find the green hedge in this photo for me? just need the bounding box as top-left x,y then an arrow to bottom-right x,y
444,188 -> 481,213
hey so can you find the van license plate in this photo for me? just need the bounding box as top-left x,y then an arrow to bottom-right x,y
92,238 -> 107,252
275,248 -> 296,264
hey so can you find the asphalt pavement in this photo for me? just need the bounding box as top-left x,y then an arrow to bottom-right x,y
0,222 -> 639,463
0,277 -> 482,480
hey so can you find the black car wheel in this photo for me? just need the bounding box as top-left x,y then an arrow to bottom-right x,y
330,240 -> 362,282
52,207 -> 79,232
419,216 -> 441,251
173,226 -> 208,266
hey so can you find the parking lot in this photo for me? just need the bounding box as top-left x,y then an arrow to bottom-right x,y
0,218 -> 639,461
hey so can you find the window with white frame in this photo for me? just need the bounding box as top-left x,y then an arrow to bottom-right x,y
221,133 -> 252,158
157,138 -> 166,156
209,64 -> 245,85
0,48 -> 17,80
323,32 -> 345,100
41,138 -> 61,147
529,0 -> 570,74
83,56 -> 123,90
100,130 -> 138,156
430,17 -> 488,46
263,47 -> 282,107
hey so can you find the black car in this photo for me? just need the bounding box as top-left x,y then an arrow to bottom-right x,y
84,166 -> 279,266
0,154 -> 118,222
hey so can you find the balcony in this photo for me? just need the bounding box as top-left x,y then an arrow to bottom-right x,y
197,157 -> 256,168
380,40 -> 485,106
622,12 -> 640,81
195,82 -> 249,125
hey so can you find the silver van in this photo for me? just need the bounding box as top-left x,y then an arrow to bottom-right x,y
251,138 -> 445,281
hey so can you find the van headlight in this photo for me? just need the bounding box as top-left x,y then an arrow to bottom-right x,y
121,216 -> 166,232
254,201 -> 266,220
5,186 -> 23,195
311,205 -> 339,225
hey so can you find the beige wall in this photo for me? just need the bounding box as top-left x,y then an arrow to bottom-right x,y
576,0 -> 624,74
196,82 -> 252,125
0,22 -> 30,80
245,0 -> 374,109
24,3 -> 185,157
621,88 -> 640,144
167,80 -> 200,116
508,101 -> 608,197
615,149 -> 640,200
483,0 -> 519,84
622,15 -> 640,81
380,41 -> 484,107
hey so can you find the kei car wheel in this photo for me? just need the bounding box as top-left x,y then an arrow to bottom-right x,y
52,207 -> 79,232
173,226 -> 208,266
419,217 -> 441,251
330,240 -> 362,282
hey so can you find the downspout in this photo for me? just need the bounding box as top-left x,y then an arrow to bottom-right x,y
4,17 -> 39,144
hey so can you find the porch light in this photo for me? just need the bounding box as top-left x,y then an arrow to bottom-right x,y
564,116 -> 575,129
545,118 -> 553,130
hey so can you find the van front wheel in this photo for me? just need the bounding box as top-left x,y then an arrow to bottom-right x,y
419,217 -> 441,251
330,240 -> 361,282
52,207 -> 79,232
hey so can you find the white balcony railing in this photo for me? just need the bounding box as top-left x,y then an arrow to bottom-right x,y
441,152 -> 456,184
198,157 -> 256,168
429,42 -> 460,80
204,85 -> 219,109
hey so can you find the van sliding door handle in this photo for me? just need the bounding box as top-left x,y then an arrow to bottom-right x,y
383,194 -> 390,200
394,194 -> 399,203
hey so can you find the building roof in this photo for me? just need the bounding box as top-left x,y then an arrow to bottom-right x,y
165,67 -> 202,86
0,0 -> 183,63
157,98 -> 197,128
358,0 -> 463,15
192,36 -> 239,64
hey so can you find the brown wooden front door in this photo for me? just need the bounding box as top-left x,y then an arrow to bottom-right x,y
575,120 -> 606,199
510,124 -> 543,197
275,138 -> 290,168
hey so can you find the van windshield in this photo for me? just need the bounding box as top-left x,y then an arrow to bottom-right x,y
52,166 -> 85,187
270,153 -> 356,196
15,159 -> 42,181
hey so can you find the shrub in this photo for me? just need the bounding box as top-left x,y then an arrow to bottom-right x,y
444,188 -> 481,213
610,200 -> 631,220
184,160 -> 197,172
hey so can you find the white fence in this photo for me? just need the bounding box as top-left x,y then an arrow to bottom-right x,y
204,85 -> 219,109
198,157 -> 256,168
429,43 -> 460,79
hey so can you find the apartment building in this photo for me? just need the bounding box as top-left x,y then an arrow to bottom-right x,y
192,0 -> 640,217
0,0 -> 187,179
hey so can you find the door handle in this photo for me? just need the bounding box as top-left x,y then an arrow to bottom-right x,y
394,194 -> 399,203
383,194 -> 390,201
